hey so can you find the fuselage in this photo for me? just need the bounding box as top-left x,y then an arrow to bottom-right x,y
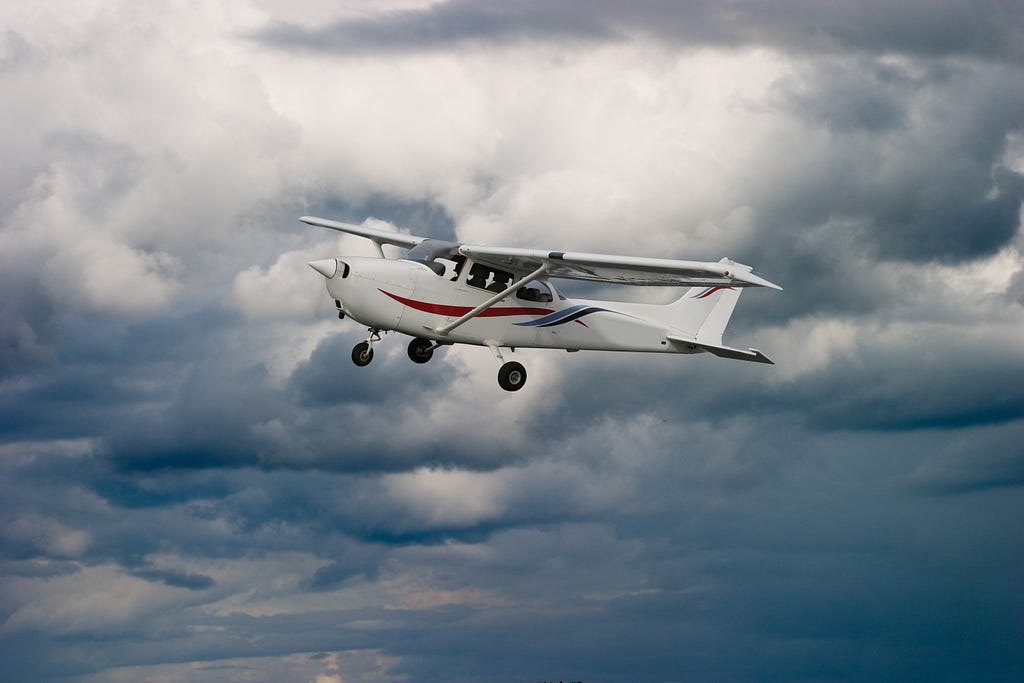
322,256 -> 698,354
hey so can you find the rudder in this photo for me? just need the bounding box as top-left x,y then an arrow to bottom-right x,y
667,284 -> 741,342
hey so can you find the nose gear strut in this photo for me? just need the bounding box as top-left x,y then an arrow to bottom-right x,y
351,328 -> 381,367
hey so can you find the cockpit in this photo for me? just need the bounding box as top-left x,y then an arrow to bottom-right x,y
402,238 -> 561,301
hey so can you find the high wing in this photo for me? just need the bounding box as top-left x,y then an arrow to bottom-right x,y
459,245 -> 783,290
300,216 -> 425,250
301,215 -> 781,290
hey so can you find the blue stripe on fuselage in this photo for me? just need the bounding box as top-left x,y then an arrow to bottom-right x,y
514,305 -> 609,328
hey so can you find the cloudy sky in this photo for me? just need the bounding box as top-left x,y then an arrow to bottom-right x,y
2,1 -> 1023,681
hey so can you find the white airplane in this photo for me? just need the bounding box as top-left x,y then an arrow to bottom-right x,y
304,216 -> 782,391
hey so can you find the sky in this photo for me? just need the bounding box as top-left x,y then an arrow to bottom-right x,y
1,1 -> 1023,682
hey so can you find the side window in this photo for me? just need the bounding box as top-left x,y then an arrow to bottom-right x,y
466,263 -> 490,289
465,263 -> 515,293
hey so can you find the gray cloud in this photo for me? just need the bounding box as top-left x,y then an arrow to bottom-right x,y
253,1 -> 616,55
253,0 -> 1024,62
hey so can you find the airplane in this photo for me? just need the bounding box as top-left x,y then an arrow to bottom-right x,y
304,216 -> 782,391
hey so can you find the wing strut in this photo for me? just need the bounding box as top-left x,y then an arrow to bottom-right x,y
433,265 -> 549,336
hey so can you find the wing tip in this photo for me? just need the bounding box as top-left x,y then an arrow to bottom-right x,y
733,269 -> 783,291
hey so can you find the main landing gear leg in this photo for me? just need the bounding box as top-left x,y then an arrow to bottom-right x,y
352,329 -> 381,367
487,342 -> 527,392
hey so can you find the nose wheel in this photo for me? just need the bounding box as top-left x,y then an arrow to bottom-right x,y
351,329 -> 381,367
351,341 -> 373,366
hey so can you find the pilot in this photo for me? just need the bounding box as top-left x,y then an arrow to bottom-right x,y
518,284 -> 552,302
518,286 -> 538,301
466,263 -> 490,289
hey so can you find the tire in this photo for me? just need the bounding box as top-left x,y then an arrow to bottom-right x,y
497,361 -> 527,392
407,338 -> 434,364
351,341 -> 374,367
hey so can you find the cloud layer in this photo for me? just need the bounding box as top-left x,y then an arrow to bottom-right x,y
1,2 -> 1022,682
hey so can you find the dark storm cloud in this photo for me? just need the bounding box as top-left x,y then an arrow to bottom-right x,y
0,269 -> 55,377
253,0 -> 1024,61
288,332 -> 460,406
253,1 -> 615,55
735,56 -> 1024,269
905,422 -> 1024,496
548,317 -> 1024,433
129,566 -> 216,590
314,195 -> 459,244
774,58 -> 915,133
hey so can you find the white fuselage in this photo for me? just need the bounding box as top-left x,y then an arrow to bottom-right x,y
323,256 -> 699,354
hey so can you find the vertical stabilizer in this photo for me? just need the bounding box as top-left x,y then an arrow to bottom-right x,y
664,258 -> 751,343
667,284 -> 742,341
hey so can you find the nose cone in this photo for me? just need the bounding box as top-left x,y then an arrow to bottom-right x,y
307,258 -> 338,278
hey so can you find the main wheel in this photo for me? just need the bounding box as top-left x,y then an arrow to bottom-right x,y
407,338 -> 434,364
351,341 -> 374,367
497,361 -> 527,392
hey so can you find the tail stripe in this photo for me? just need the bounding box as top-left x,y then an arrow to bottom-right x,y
692,286 -> 735,299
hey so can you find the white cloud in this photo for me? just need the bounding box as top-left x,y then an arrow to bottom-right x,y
44,238 -> 182,315
383,467 -> 510,526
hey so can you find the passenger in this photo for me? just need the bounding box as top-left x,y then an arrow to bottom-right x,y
488,271 -> 512,292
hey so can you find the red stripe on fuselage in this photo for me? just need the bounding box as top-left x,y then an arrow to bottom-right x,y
379,289 -> 555,318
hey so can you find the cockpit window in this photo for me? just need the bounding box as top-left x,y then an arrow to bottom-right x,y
437,255 -> 465,281
403,239 -> 463,278
516,281 -> 553,302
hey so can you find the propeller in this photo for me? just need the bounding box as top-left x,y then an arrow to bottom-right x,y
307,259 -> 338,278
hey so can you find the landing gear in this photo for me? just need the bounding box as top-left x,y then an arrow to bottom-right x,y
486,342 -> 527,392
408,337 -> 435,364
498,361 -> 527,392
351,341 -> 373,366
352,329 -> 381,367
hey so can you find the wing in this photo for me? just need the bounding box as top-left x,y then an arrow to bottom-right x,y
300,216 -> 425,250
459,245 -> 783,289
302,215 -> 781,289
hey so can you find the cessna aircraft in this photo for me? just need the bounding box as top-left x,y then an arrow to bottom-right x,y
305,216 -> 782,391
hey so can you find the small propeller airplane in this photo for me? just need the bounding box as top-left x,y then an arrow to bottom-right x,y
304,216 -> 782,391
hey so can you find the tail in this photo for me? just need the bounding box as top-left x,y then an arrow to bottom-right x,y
666,259 -> 748,342
668,282 -> 742,343
664,259 -> 774,364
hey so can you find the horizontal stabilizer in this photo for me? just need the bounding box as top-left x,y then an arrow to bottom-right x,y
666,335 -> 774,364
